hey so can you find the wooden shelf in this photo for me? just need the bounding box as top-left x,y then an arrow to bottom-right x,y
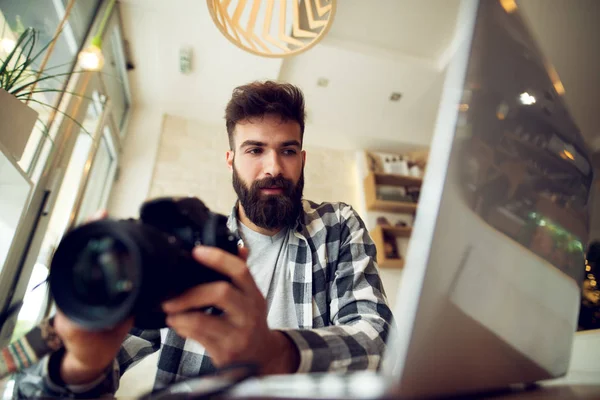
372,173 -> 423,187
367,198 -> 418,213
370,225 -> 410,269
364,173 -> 419,213
373,224 -> 412,238
379,258 -> 405,269
363,169 -> 420,269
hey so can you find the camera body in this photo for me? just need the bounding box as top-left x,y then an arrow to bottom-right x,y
49,197 -> 239,330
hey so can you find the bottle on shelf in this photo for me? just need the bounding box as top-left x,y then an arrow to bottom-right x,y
390,156 -> 400,174
383,236 -> 400,259
398,156 -> 409,176
383,157 -> 393,173
408,160 -> 422,177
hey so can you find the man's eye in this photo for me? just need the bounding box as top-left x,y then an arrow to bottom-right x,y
247,148 -> 262,154
282,149 -> 297,155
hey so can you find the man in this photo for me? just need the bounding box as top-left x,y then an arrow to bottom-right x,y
16,81 -> 393,397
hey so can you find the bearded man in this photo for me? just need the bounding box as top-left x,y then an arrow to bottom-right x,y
17,81 -> 393,398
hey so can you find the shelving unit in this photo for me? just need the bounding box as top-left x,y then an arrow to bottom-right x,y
371,173 -> 423,187
366,199 -> 418,213
362,170 -> 424,269
370,224 -> 411,268
363,172 -> 421,213
378,224 -> 412,237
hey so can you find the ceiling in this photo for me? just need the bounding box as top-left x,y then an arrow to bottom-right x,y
118,0 -> 599,153
118,0 -> 460,152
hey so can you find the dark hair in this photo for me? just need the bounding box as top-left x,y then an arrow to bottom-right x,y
225,81 -> 306,150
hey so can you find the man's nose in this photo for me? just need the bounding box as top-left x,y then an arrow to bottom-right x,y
263,151 -> 283,177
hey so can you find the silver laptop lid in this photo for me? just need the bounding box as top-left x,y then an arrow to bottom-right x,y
383,1 -> 591,398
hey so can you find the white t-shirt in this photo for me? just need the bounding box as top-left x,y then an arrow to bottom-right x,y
238,222 -> 298,329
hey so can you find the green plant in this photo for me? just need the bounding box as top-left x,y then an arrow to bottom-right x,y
0,27 -> 94,138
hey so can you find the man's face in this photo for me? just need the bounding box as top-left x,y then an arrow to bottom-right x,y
227,114 -> 306,230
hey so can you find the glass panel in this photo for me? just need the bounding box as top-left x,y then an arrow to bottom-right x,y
75,126 -> 117,225
9,263 -> 49,339
30,136 -> 53,183
0,147 -> 32,276
0,0 -> 101,100
10,99 -> 101,340
102,18 -> 131,135
0,0 -> 101,173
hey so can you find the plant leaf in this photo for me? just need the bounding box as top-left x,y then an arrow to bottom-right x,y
14,88 -> 95,102
0,27 -> 35,83
8,71 -> 85,95
7,29 -> 38,90
25,98 -> 94,139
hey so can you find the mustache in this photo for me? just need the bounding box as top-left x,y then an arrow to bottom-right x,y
252,176 -> 293,191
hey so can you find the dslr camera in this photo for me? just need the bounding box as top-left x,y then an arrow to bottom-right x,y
49,197 -> 239,330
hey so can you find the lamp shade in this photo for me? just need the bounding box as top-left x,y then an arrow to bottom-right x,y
207,0 -> 337,58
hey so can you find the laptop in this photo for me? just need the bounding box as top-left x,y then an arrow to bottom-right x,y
146,0 -> 592,398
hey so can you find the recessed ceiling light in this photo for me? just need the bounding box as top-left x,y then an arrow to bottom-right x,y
317,78 -> 329,87
390,92 -> 402,102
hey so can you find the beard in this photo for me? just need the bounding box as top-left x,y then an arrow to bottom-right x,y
232,162 -> 304,230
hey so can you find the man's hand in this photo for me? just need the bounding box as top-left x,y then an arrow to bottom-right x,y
162,246 -> 299,375
53,209 -> 134,385
54,312 -> 133,385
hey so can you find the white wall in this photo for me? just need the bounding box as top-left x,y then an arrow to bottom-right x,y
149,114 -> 361,215
107,106 -> 165,218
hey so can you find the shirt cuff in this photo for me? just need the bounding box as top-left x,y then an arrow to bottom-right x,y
278,329 -> 318,374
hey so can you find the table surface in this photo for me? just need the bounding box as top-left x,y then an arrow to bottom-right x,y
222,385 -> 600,400
493,385 -> 600,399
2,381 -> 600,399
413,384 -> 600,400
2,374 -> 599,399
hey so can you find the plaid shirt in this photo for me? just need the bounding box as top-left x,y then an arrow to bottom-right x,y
16,200 -> 393,398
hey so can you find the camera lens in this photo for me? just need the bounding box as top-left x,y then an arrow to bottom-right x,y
71,236 -> 134,307
50,198 -> 237,330
50,220 -> 145,330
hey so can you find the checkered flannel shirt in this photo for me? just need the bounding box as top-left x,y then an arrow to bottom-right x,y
16,200 -> 393,398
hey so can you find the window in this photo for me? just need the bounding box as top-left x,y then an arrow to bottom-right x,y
1,0 -> 131,350
0,0 -> 101,176
10,97 -> 102,341
101,13 -> 132,136
75,124 -> 118,225
0,149 -> 32,278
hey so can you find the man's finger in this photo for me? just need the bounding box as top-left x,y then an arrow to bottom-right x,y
166,311 -> 233,342
162,282 -> 252,326
192,246 -> 260,297
166,314 -> 236,366
237,246 -> 249,262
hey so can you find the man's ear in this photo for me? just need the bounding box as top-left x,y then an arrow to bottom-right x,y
302,150 -> 306,165
226,151 -> 234,171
